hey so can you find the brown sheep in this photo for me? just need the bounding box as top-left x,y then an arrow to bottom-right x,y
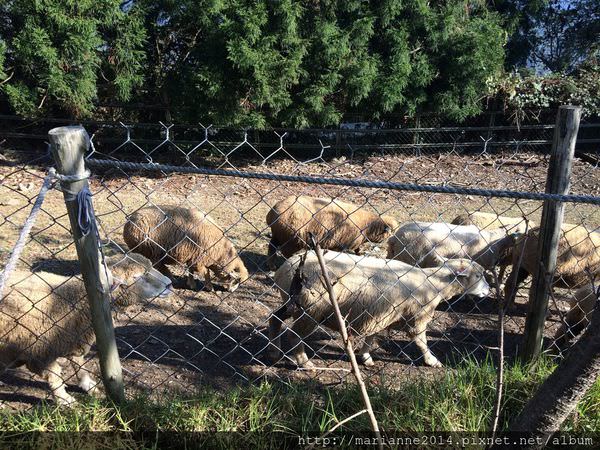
123,206 -> 249,292
554,282 -> 598,346
266,196 -> 398,269
504,224 -> 600,301
0,253 -> 172,405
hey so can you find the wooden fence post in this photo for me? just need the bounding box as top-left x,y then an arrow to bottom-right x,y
521,105 -> 582,362
335,127 -> 342,157
48,125 -> 125,403
413,114 -> 421,156
487,110 -> 496,141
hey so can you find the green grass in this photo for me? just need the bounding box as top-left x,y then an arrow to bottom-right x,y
1,357 -> 598,448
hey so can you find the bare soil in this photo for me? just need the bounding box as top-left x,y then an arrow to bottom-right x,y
1,148 -> 599,409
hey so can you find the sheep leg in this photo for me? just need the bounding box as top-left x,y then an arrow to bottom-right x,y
488,265 -> 509,296
70,355 -> 97,395
288,313 -> 316,369
504,266 -> 529,306
40,361 -> 76,406
554,307 -> 589,347
357,335 -> 376,366
497,265 -> 507,287
266,238 -> 279,271
203,267 -> 214,291
267,302 -> 294,362
154,261 -> 174,279
411,326 -> 442,367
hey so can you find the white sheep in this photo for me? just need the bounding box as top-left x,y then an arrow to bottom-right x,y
451,211 -> 530,233
268,250 -> 489,368
0,253 -> 172,405
386,221 -> 520,273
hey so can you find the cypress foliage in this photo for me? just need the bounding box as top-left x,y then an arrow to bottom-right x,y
0,0 -> 509,125
0,0 -> 146,117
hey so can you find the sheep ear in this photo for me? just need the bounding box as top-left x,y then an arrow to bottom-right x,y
504,233 -> 521,248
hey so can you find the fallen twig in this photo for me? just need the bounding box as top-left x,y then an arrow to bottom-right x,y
309,235 -> 383,449
480,157 -> 540,167
298,366 -> 352,372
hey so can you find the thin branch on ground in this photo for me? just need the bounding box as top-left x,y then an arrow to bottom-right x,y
308,234 -> 383,450
298,366 -> 352,372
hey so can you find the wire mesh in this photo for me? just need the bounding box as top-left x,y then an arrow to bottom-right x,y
0,119 -> 599,409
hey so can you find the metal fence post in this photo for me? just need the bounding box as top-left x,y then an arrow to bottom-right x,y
48,125 -> 125,403
521,105 -> 582,362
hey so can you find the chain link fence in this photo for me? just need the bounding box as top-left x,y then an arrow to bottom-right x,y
0,116 -> 599,409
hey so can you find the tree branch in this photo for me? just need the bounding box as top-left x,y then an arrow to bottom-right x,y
308,234 -> 383,449
0,69 -> 14,86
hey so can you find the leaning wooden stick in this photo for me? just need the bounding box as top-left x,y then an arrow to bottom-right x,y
309,235 -> 383,449
505,218 -> 530,309
490,268 -> 505,440
491,219 -> 529,438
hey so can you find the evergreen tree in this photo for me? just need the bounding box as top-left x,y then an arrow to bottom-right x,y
0,0 -> 146,117
0,0 -> 508,125
137,0 -> 507,126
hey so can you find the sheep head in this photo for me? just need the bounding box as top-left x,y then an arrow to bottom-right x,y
366,215 -> 399,243
444,259 -> 490,298
107,253 -> 173,306
213,254 -> 249,292
495,232 -> 524,266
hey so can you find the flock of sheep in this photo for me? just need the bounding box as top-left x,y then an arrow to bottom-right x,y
1,194 -> 599,405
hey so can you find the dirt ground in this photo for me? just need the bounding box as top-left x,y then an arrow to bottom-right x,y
0,147 -> 599,409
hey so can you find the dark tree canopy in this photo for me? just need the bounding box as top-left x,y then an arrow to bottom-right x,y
1,0 -> 596,127
0,0 -> 146,117
130,0 -> 506,126
488,0 -> 547,70
527,0 -> 600,73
